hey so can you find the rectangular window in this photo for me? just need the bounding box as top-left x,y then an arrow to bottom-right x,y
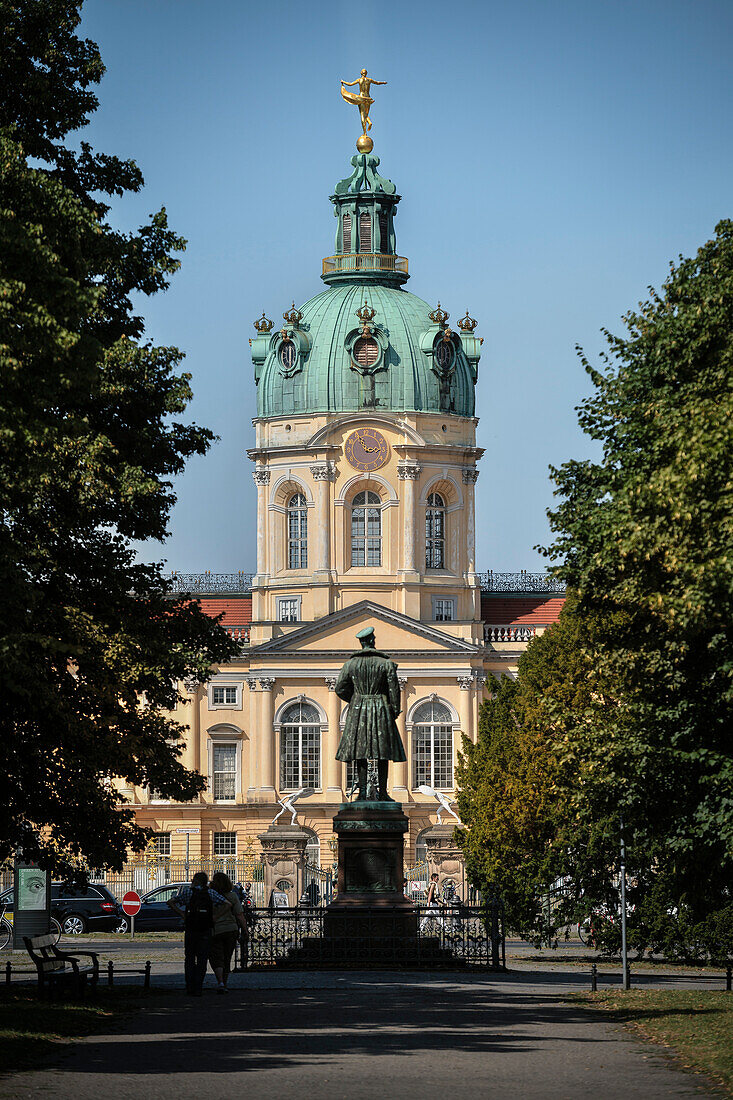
152,833 -> 171,858
212,685 -> 237,706
213,832 -> 237,857
277,597 -> 300,622
212,744 -> 237,801
433,598 -> 455,621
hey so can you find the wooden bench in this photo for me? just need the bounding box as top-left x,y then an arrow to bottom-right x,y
24,933 -> 99,997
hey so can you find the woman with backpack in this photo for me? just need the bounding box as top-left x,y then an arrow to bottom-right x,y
209,871 -> 248,993
168,872 -> 230,996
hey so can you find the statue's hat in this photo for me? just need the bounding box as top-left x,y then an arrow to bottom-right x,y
356,626 -> 375,641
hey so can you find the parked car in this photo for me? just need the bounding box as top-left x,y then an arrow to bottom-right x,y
115,882 -> 188,933
0,882 -> 122,935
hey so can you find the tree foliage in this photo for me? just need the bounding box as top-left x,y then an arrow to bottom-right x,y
546,221 -> 733,926
0,0 -> 237,871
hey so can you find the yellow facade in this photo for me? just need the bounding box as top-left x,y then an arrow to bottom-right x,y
122,407 -> 551,868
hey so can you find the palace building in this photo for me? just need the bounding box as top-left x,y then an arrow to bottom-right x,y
119,131 -> 564,872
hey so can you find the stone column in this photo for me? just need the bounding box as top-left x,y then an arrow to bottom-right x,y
392,676 -> 409,799
457,676 -> 473,768
258,677 -> 276,799
253,468 -> 270,579
462,467 -> 479,576
183,677 -> 201,779
257,823 -> 309,908
310,463 -> 334,576
397,463 -> 421,574
246,677 -> 259,800
324,677 -> 343,799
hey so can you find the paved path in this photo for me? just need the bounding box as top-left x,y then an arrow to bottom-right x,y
3,971 -> 714,1099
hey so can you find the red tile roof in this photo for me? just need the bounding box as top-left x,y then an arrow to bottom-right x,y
481,595 -> 565,625
198,596 -> 252,626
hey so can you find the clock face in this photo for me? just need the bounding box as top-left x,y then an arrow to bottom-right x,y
344,428 -> 389,472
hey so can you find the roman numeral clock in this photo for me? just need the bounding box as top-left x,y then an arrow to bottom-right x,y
344,429 -> 389,472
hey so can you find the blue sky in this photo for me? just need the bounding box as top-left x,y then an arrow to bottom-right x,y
79,0 -> 733,573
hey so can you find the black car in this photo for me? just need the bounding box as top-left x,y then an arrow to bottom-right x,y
0,881 -> 122,935
115,882 -> 187,933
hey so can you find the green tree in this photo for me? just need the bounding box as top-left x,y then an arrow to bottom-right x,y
546,220 -> 733,934
0,0 -> 237,872
455,597 -> 612,940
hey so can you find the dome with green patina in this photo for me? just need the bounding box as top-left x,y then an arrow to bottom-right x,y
251,153 -> 482,420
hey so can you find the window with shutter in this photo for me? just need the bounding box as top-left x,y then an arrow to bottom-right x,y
359,212 -> 371,252
354,337 -> 379,368
342,213 -> 352,253
379,210 -> 389,251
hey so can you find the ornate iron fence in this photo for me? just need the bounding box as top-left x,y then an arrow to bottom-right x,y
478,572 -> 565,594
168,572 -> 253,594
235,901 -> 504,970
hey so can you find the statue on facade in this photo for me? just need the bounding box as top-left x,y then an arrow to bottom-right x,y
335,627 -> 406,801
341,70 -> 387,152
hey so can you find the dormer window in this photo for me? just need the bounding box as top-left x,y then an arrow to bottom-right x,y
343,212 -> 352,252
359,212 -> 371,252
353,337 -> 379,369
280,341 -> 296,370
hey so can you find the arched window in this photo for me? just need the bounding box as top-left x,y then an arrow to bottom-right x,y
287,492 -> 307,569
351,490 -> 381,567
412,700 -> 453,790
279,701 -> 321,790
359,212 -> 371,252
342,212 -> 352,253
425,492 -> 445,569
353,336 -> 379,369
305,831 -> 320,867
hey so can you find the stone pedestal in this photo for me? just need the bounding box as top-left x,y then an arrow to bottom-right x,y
257,823 -> 309,908
422,824 -> 465,892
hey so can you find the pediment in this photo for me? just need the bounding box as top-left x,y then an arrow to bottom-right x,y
253,600 -> 481,656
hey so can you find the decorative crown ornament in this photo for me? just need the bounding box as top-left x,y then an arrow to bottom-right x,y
457,310 -> 478,333
429,302 -> 449,326
282,302 -> 303,326
356,300 -> 376,334
253,311 -> 274,333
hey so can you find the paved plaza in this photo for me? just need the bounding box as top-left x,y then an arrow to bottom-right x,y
1,965 -> 718,1099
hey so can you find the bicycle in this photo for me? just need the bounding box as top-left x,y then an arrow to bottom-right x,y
0,902 -> 61,950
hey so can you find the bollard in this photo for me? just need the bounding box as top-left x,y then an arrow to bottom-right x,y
624,962 -> 631,991
726,966 -> 731,993
5,960 -> 11,986
107,960 -> 114,987
144,961 -> 151,991
590,963 -> 597,992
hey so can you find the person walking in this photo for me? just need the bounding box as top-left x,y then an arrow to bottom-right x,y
419,873 -> 444,933
168,872 -> 230,996
209,871 -> 248,993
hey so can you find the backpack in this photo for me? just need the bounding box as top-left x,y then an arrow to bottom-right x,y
185,885 -> 213,936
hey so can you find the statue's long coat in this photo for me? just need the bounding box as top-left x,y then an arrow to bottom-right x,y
335,649 -> 406,762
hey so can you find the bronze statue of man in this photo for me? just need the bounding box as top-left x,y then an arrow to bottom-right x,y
335,627 -> 406,801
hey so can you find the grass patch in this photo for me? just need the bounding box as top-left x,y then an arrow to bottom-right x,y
576,989 -> 733,1094
0,987 -> 142,1074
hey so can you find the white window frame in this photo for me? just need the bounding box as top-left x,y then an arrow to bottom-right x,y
407,697 -> 459,791
277,595 -> 302,623
274,698 -> 325,792
208,738 -> 241,803
208,681 -> 243,711
213,832 -> 237,857
152,833 -> 171,858
431,596 -> 456,622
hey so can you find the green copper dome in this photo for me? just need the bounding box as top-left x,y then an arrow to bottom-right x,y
251,153 -> 481,419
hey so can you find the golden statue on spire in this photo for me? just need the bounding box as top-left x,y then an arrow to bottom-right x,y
341,69 -> 387,154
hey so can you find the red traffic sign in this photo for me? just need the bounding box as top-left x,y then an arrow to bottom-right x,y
121,890 -> 141,916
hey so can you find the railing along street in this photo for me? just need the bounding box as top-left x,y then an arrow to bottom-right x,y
235,900 -> 505,970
